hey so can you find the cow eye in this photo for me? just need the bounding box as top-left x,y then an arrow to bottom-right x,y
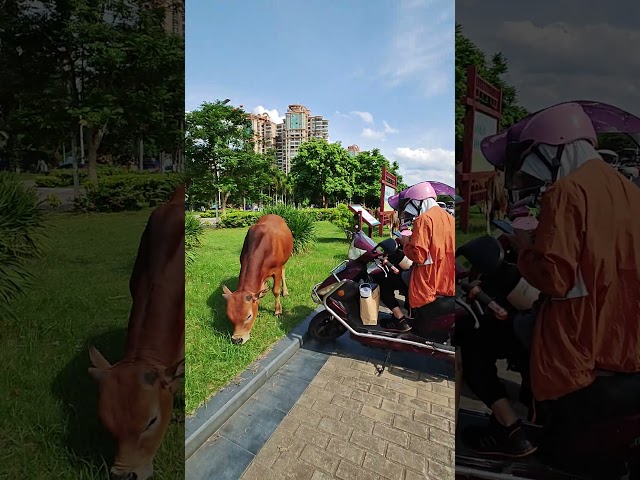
246,313 -> 252,321
146,416 -> 158,430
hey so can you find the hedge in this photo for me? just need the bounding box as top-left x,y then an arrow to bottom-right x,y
74,173 -> 182,212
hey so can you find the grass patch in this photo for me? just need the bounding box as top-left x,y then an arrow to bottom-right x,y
185,221 -> 391,414
456,206 -> 488,248
0,210 -> 184,479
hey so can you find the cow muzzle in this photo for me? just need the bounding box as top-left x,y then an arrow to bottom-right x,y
111,473 -> 137,480
231,334 -> 250,345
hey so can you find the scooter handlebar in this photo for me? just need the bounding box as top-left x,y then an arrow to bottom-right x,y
459,282 -> 508,320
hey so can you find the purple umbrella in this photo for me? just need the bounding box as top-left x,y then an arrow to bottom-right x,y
387,181 -> 455,210
480,100 -> 640,169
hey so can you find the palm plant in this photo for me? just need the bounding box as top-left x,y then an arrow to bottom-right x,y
0,172 -> 46,319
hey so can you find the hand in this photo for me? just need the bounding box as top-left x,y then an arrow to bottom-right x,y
397,235 -> 410,246
505,228 -> 533,250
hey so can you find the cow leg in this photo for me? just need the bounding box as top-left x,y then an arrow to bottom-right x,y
281,266 -> 289,297
273,269 -> 283,316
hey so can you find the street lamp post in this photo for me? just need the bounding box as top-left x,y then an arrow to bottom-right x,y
214,99 -> 231,221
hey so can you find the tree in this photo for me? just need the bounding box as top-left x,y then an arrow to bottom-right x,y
455,24 -> 529,156
0,0 -> 184,180
351,149 -> 405,207
185,100 -> 255,214
290,138 -> 357,208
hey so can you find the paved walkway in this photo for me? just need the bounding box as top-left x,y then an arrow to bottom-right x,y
241,355 -> 455,480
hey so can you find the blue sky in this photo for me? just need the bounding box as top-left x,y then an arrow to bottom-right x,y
186,0 -> 455,187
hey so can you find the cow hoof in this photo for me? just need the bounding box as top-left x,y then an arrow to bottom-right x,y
275,311 -> 283,317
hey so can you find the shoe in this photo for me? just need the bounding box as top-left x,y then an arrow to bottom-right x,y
462,415 -> 538,458
382,316 -> 412,333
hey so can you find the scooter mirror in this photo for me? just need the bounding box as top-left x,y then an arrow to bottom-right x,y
375,238 -> 398,256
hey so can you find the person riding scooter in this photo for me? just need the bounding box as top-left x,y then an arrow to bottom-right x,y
383,182 -> 455,337
463,102 -> 640,460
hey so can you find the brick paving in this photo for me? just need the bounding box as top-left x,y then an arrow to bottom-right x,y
239,355 -> 455,480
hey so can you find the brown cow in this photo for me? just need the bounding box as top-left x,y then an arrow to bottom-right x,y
88,184 -> 185,480
484,171 -> 509,234
222,214 -> 293,345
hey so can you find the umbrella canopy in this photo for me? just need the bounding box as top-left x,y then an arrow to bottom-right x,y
480,100 -> 640,169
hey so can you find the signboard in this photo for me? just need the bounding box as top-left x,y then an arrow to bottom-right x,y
349,204 -> 380,227
383,185 -> 395,211
472,111 -> 499,172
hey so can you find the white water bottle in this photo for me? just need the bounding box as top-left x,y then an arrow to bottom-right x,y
359,283 -> 372,298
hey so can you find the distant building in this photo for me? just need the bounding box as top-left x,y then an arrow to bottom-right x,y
249,104 -> 329,174
347,145 -> 360,157
248,113 -> 277,155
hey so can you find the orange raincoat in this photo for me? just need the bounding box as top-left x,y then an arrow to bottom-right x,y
404,206 -> 455,309
518,159 -> 640,401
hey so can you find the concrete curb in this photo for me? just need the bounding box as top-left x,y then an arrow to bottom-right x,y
184,306 -> 322,460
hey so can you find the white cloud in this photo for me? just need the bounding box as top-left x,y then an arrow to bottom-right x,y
351,111 -> 374,124
383,121 -> 398,134
392,147 -> 455,187
393,147 -> 454,170
253,105 -> 285,124
335,110 -> 351,119
361,128 -> 386,141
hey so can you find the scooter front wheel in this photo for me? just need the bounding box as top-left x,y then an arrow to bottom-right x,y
308,310 -> 348,342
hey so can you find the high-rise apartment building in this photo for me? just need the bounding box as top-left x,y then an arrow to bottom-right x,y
347,145 -> 361,157
149,0 -> 185,37
248,104 -> 329,174
249,113 -> 277,155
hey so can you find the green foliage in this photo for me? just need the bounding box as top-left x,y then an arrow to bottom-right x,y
0,173 -> 46,319
455,24 -> 529,150
330,203 -> 357,233
0,1 -> 184,180
290,138 -> 357,207
75,173 -> 181,212
35,175 -> 65,188
301,208 -> 335,222
218,211 -> 261,228
46,194 -> 62,208
185,100 -> 268,211
598,133 -> 638,153
262,205 -> 317,255
185,211 -> 204,267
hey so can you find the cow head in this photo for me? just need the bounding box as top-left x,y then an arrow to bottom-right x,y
88,346 -> 184,480
222,284 -> 268,344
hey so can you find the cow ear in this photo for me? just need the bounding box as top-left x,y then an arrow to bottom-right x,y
89,345 -> 111,369
162,358 -> 185,391
222,284 -> 233,300
88,346 -> 112,383
254,289 -> 269,301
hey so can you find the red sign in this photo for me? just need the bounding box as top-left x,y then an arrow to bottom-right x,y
457,65 -> 503,232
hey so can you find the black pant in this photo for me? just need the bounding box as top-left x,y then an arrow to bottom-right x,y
373,272 -> 408,312
457,312 -> 530,409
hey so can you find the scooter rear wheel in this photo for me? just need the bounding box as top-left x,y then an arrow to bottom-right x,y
308,311 -> 348,342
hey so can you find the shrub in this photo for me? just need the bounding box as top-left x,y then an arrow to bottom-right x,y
75,173 -> 182,212
46,193 -> 62,208
0,173 -> 46,319
185,211 -> 204,266
262,205 -> 316,255
330,203 -> 357,232
218,211 -> 260,228
301,207 -> 335,222
35,175 -> 64,187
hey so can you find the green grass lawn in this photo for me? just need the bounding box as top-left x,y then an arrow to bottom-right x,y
456,206 -> 489,248
185,221 -> 385,414
0,210 -> 184,479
